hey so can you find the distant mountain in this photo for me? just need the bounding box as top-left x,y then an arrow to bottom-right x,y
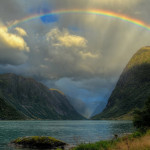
0,73 -> 84,120
49,89 -> 90,118
66,96 -> 90,118
91,101 -> 107,117
92,46 -> 150,120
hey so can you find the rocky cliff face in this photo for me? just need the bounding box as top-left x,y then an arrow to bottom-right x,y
0,73 -> 84,120
92,46 -> 150,119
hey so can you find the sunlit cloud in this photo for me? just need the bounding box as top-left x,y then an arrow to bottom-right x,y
15,27 -> 28,36
0,25 -> 29,51
43,27 -> 101,79
46,28 -> 87,48
0,24 -> 29,65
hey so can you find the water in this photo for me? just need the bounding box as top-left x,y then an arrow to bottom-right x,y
0,120 -> 134,150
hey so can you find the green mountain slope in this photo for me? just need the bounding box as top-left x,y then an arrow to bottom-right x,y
0,73 -> 84,120
0,97 -> 26,120
92,46 -> 150,120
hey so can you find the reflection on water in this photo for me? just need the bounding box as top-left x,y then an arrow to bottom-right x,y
0,120 -> 134,150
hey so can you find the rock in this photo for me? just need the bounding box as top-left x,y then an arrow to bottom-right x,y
11,136 -> 67,149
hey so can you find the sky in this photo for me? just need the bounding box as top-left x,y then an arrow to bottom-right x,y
0,0 -> 150,117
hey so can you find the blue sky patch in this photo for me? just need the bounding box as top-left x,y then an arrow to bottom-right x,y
40,14 -> 58,24
69,26 -> 81,32
29,2 -> 58,24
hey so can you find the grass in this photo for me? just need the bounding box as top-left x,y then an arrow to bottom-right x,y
72,130 -> 150,150
73,140 -> 117,150
113,134 -> 150,150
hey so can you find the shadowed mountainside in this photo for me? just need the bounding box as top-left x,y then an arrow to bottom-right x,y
0,97 -> 26,120
91,100 -> 107,117
0,73 -> 85,120
92,46 -> 150,120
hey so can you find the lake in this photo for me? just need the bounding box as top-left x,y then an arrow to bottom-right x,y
0,120 -> 134,150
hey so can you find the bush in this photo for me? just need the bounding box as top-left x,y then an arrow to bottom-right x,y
130,131 -> 143,138
133,97 -> 150,131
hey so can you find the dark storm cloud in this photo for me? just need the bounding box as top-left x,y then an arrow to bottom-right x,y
0,0 -> 28,22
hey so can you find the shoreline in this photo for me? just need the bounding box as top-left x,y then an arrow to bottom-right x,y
73,130 -> 150,150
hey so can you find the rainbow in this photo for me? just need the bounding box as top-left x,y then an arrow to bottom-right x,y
8,9 -> 150,30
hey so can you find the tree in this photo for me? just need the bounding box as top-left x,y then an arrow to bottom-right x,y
133,97 -> 150,131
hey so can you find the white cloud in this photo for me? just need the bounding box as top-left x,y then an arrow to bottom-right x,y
15,27 -> 28,36
0,24 -> 29,65
43,28 -> 101,79
79,51 -> 98,59
46,28 -> 87,48
0,25 -> 29,51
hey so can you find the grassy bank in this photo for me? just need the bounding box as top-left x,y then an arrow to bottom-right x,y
72,130 -> 150,150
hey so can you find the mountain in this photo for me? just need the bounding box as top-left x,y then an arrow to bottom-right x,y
0,97 -> 26,120
91,100 -> 107,117
0,73 -> 84,120
66,96 -> 90,118
92,46 -> 150,120
49,89 -> 90,118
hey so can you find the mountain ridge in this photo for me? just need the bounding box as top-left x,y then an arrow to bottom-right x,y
92,46 -> 150,120
0,73 -> 85,120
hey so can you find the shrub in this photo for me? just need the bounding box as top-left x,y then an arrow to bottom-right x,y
133,97 -> 150,131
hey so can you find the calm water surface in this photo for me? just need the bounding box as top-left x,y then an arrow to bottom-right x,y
0,120 -> 134,150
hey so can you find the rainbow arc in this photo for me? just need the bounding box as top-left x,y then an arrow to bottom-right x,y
8,9 -> 150,31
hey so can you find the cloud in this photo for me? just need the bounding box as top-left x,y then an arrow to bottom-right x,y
52,0 -> 140,9
15,27 -> 28,36
0,0 -> 30,22
51,0 -> 140,16
0,25 -> 29,51
0,24 -> 29,65
44,27 -> 101,79
46,28 -> 87,48
79,51 -> 98,59
88,0 -> 140,6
